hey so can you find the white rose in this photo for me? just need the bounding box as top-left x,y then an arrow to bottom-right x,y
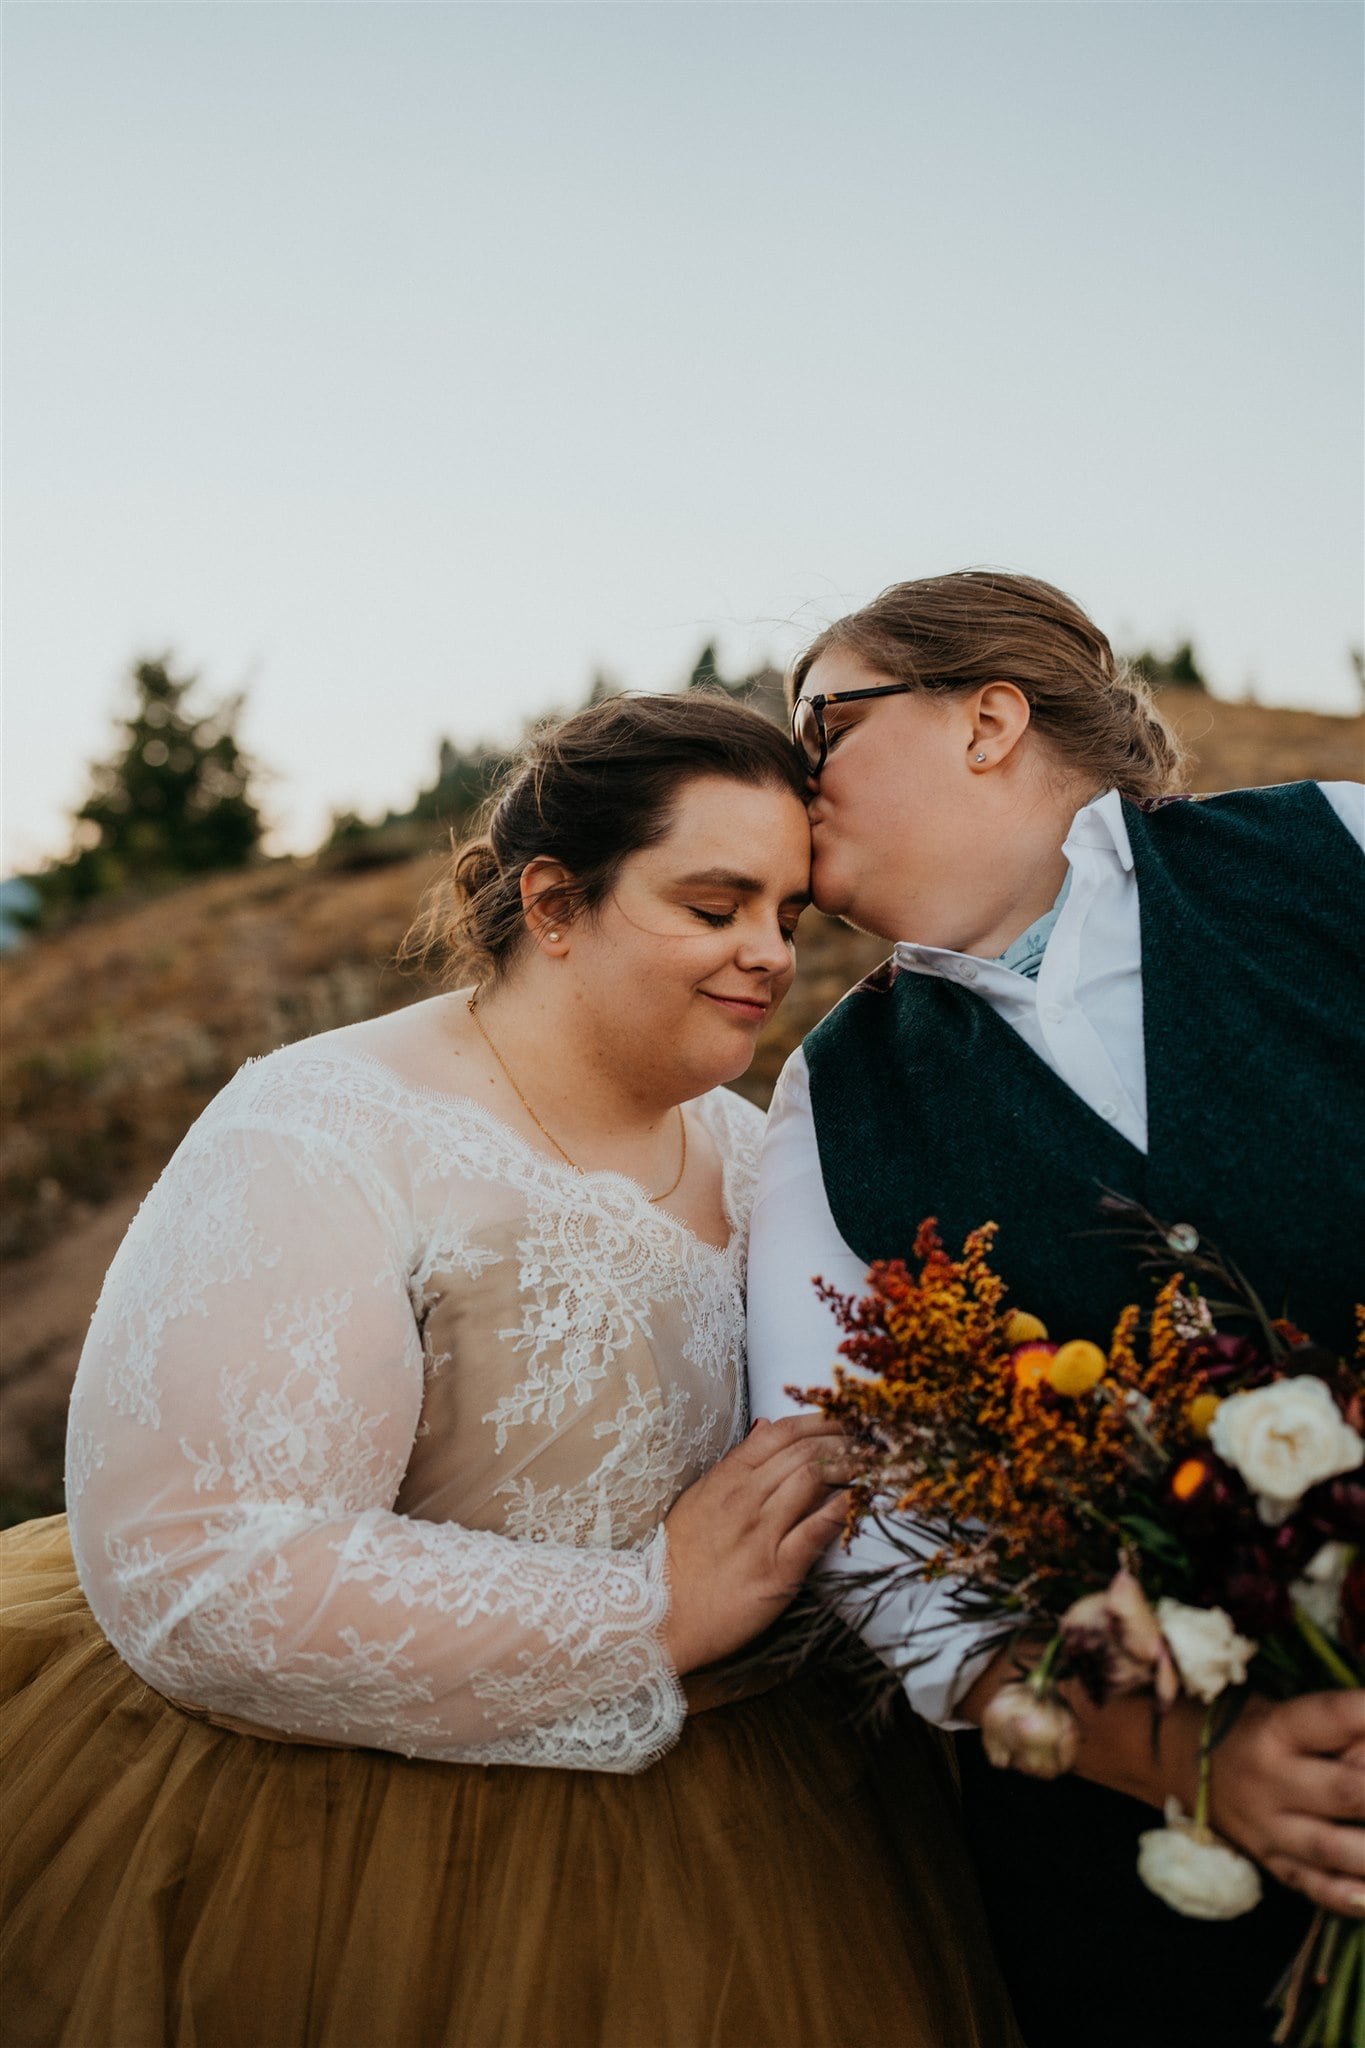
1291,1541 -> 1354,1635
1136,1801 -> 1264,1920
1207,1376 -> 1363,1525
1156,1598 -> 1257,1703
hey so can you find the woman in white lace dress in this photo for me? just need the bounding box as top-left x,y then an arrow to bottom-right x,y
0,695 -> 1017,2048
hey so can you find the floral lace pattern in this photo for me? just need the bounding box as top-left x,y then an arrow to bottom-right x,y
65,1038 -> 763,1772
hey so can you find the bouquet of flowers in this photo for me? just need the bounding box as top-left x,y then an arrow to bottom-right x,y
792,1209 -> 1364,2048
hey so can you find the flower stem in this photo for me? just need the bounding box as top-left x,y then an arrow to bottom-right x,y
1195,1705 -> 1216,1831
1318,1920 -> 1356,2047
1293,1605 -> 1360,1690
1028,1633 -> 1065,1694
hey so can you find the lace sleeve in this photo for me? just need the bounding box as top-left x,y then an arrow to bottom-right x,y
65,1094 -> 685,1772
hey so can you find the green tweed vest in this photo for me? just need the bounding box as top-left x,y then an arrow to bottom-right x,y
804,784 -> 1364,1359
805,783 -> 1362,2046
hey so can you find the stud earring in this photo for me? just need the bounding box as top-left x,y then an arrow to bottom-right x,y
974,752 -> 987,763
547,930 -> 560,942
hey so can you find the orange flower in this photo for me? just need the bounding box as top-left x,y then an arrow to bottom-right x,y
1013,1342 -> 1057,1391
1171,1457 -> 1212,1503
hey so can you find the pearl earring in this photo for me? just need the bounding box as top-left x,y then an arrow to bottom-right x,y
547,931 -> 560,942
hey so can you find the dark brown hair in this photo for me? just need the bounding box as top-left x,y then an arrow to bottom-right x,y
400,691 -> 808,987
788,570 -> 1187,801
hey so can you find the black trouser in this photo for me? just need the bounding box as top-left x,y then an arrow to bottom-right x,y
956,1733 -> 1310,2048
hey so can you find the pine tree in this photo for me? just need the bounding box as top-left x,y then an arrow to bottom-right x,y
64,657 -> 264,896
687,643 -> 722,692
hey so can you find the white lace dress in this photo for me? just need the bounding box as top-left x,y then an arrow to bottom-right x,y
64,1037 -> 762,1770
0,1035 -> 1021,2048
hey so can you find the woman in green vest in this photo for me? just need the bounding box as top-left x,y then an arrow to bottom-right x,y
746,569 -> 1365,2048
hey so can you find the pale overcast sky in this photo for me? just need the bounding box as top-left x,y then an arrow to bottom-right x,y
4,1 -> 1362,871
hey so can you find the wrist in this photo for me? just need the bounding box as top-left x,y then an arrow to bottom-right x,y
1204,1692 -> 1269,1844
655,1525 -> 696,1678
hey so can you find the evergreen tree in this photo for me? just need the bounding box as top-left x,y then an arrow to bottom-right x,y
63,657 -> 264,897
687,643 -> 722,692
1128,640 -> 1208,691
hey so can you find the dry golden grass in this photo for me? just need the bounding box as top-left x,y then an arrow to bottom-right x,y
0,690 -> 1359,1518
3,686 -> 1360,1265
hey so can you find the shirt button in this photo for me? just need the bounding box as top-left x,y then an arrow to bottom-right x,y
1042,1003 -> 1065,1024
959,964 -> 978,983
1098,1100 -> 1119,1121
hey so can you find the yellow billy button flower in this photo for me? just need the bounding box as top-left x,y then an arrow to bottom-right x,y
1046,1340 -> 1108,1398
1186,1393 -> 1221,1438
1012,1342 -> 1058,1391
1004,1310 -> 1049,1347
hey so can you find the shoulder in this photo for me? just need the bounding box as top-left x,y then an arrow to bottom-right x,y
1130,780 -> 1360,829
1315,782 -> 1365,850
692,1083 -> 765,1167
203,1036 -> 407,1138
1125,781 -> 1365,865
188,1033 -> 472,1203
803,952 -> 905,1067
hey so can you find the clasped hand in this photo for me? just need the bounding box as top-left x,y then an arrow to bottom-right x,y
1211,1692 -> 1365,1918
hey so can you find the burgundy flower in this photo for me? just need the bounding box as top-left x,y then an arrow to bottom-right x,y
1310,1474 -> 1365,1542
1186,1333 -> 1271,1386
1218,1552 -> 1293,1639
1340,1558 -> 1365,1659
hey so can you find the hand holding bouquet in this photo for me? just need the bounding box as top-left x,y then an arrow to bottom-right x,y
791,1211 -> 1363,2046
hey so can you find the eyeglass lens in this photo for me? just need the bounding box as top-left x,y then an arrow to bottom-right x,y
792,697 -> 822,771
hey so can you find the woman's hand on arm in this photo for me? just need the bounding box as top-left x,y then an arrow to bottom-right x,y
660,1415 -> 850,1676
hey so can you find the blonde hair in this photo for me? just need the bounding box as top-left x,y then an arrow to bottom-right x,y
788,570 -> 1186,802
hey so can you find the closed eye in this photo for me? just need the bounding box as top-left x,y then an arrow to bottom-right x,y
688,907 -> 736,928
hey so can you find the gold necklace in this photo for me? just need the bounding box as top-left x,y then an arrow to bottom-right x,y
466,993 -> 687,1204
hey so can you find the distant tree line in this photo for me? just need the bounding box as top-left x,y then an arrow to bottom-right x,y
1126,641 -> 1208,691
14,629 -> 1360,940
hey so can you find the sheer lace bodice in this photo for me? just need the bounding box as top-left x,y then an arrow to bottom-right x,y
65,1039 -> 764,1772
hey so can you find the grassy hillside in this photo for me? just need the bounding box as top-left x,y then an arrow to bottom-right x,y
1,687 -> 1360,1520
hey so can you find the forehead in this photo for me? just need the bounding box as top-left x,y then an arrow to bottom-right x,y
800,645 -> 894,701
634,774 -> 810,880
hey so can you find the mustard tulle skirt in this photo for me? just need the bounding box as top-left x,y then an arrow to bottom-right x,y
0,1517 -> 1020,2048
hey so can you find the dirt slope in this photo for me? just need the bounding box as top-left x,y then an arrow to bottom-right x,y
2,688 -> 1359,1521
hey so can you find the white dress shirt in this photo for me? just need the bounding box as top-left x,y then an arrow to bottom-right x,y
747,781 -> 1365,1727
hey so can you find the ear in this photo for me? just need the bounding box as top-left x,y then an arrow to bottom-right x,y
519,858 -> 576,953
966,682 -> 1032,772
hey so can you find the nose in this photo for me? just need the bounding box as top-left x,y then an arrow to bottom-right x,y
735,920 -> 794,976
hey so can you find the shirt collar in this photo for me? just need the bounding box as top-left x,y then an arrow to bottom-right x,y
891,788 -> 1128,986
1062,785 -> 1133,871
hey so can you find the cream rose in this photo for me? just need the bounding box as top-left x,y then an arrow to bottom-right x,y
1207,1376 -> 1363,1525
1136,1801 -> 1263,1920
979,1682 -> 1080,1779
1291,1541 -> 1354,1635
1155,1598 -> 1257,1703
